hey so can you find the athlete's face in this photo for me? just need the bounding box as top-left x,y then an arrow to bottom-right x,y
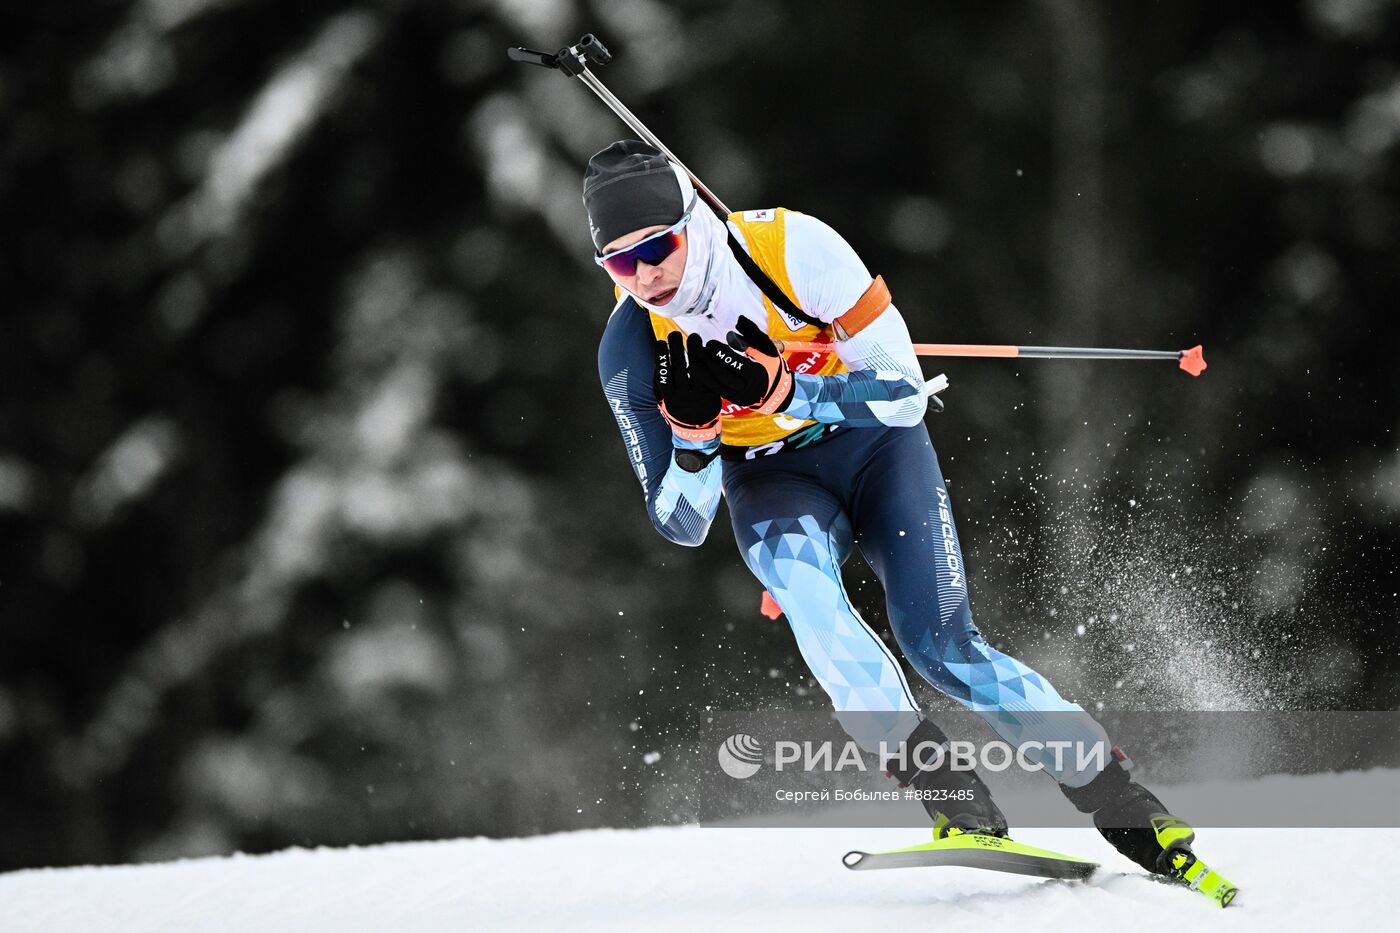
601,225 -> 688,307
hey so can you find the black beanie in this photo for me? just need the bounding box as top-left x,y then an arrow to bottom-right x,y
582,140 -> 684,251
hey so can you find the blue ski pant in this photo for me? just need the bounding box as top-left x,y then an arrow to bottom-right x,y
722,423 -> 1109,787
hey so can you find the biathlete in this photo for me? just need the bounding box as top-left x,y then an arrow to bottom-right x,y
588,139 -> 1192,877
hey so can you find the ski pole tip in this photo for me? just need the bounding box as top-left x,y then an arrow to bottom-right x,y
1178,345 -> 1207,377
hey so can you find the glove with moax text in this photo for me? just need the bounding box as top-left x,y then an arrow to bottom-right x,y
654,332 -> 722,471
690,315 -> 794,415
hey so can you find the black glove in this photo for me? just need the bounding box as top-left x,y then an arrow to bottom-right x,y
654,332 -> 722,442
690,315 -> 794,414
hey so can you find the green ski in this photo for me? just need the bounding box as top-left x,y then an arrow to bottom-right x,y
841,833 -> 1099,881
1157,846 -> 1240,907
843,834 -> 1241,908
1140,815 -> 1241,907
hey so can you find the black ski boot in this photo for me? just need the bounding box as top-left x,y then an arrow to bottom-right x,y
1061,749 -> 1195,875
886,719 -> 1009,839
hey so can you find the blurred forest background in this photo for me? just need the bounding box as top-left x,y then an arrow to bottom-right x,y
3,0 -> 1398,870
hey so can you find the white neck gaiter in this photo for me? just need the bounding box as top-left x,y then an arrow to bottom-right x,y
633,166 -> 740,321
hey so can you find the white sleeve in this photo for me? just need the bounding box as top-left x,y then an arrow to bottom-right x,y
783,212 -> 875,325
783,211 -> 922,379
778,212 -> 928,427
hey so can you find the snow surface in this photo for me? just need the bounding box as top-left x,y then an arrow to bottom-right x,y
2,781 -> 1394,931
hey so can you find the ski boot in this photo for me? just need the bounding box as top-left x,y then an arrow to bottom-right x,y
1062,749 -> 1239,906
887,719 -> 1009,839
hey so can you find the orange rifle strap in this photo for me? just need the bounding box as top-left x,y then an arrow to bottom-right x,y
831,275 -> 891,340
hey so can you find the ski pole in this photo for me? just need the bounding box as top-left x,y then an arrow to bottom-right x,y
508,34 -> 732,216
778,340 -> 1208,376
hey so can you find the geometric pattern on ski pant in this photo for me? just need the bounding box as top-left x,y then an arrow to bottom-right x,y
724,422 -> 1109,787
740,512 -> 922,753
910,629 -> 1111,787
